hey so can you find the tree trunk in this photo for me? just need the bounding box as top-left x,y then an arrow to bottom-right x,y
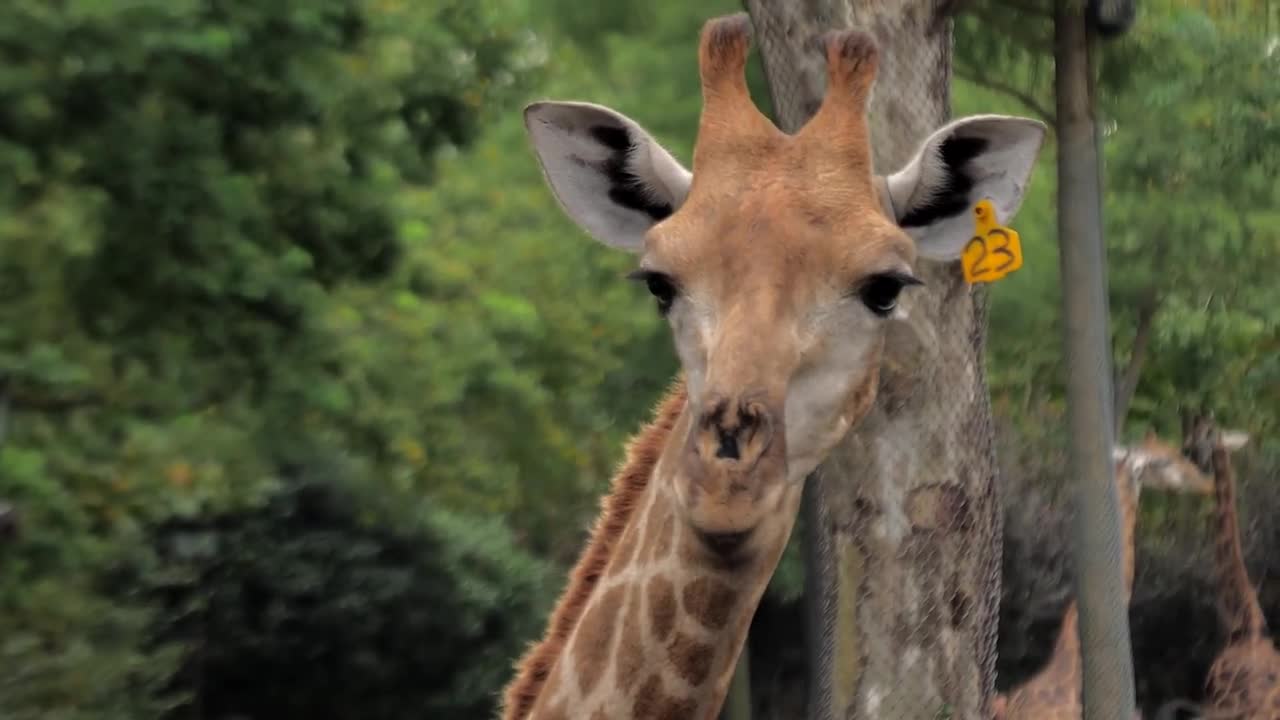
1054,0 -> 1136,717
1112,291 -> 1158,434
745,2 -> 1002,718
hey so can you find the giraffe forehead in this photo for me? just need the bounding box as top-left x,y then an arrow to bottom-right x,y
648,190 -> 912,288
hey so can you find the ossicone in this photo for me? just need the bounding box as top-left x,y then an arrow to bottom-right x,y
820,28 -> 880,114
692,13 -> 776,168
698,12 -> 753,89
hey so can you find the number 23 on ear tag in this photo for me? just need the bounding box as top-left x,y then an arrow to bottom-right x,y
961,199 -> 1023,284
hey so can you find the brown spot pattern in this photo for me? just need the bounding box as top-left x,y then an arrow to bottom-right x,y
615,590 -> 645,695
682,577 -> 738,630
668,631 -> 715,686
632,673 -> 697,720
572,585 -> 625,696
648,575 -> 677,642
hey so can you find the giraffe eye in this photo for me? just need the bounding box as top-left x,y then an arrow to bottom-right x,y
627,270 -> 679,316
858,272 -> 922,318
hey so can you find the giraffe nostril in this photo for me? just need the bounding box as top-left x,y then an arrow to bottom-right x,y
715,427 -> 740,460
696,396 -> 772,465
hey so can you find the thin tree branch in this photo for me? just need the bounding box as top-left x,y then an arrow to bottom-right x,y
0,376 -> 8,448
1113,291 -> 1160,433
0,377 -> 17,541
8,388 -> 104,413
6,380 -> 237,417
955,68 -> 1057,123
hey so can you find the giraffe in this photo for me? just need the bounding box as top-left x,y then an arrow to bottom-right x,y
992,431 -> 1218,720
499,12 -> 1047,720
1181,414 -> 1280,720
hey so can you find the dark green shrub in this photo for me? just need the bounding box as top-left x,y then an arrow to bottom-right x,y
150,478 -> 552,720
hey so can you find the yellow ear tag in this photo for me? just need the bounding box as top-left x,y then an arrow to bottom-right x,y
961,199 -> 1023,284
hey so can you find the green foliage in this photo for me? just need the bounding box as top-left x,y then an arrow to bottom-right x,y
0,0 -> 537,716
1099,11 -> 1280,434
147,476 -> 552,720
0,437 -> 180,720
1,0 -> 534,403
959,5 -> 1280,444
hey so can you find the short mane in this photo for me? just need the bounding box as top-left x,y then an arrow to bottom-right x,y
498,378 -> 688,719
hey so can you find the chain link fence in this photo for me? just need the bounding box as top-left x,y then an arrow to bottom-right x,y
743,1 -> 1003,718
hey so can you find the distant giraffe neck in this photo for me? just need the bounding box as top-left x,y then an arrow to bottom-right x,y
1210,445 -> 1267,641
502,380 -> 804,719
1116,458 -> 1140,599
1044,604 -> 1082,677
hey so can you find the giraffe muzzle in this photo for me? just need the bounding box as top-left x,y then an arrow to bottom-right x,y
676,392 -> 789,546
689,394 -> 777,471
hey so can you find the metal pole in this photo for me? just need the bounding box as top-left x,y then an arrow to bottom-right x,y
1054,1 -> 1136,718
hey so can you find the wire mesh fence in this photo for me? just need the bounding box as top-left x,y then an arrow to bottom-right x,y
744,1 -> 1004,718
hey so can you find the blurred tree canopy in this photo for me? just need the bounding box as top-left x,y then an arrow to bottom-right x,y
1,0 -> 541,716
956,3 -> 1280,443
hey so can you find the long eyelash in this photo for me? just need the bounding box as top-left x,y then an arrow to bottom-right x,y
876,270 -> 925,287
626,268 -> 679,288
847,270 -> 924,297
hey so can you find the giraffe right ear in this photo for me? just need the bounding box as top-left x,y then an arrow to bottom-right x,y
1219,430 -> 1250,452
883,115 -> 1046,261
524,101 -> 692,253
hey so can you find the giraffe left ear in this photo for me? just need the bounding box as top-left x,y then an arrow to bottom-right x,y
523,101 -> 691,253
884,115 -> 1047,261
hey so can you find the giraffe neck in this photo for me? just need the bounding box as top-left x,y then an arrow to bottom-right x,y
1209,445 -> 1267,641
501,383 -> 686,720
503,380 -> 804,719
1044,603 -> 1082,676
1116,459 -> 1140,600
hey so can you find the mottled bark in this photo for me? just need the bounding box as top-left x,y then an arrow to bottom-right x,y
744,2 -> 1002,718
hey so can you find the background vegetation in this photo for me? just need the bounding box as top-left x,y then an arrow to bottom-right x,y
0,1 -> 1275,718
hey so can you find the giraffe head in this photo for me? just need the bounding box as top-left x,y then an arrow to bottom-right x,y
1113,430 -> 1228,497
524,14 -> 1044,548
1181,409 -> 1250,475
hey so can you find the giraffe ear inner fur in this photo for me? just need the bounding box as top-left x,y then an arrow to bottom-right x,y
523,100 -> 692,253
885,114 -> 1046,262
589,125 -> 676,222
896,135 -> 988,228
